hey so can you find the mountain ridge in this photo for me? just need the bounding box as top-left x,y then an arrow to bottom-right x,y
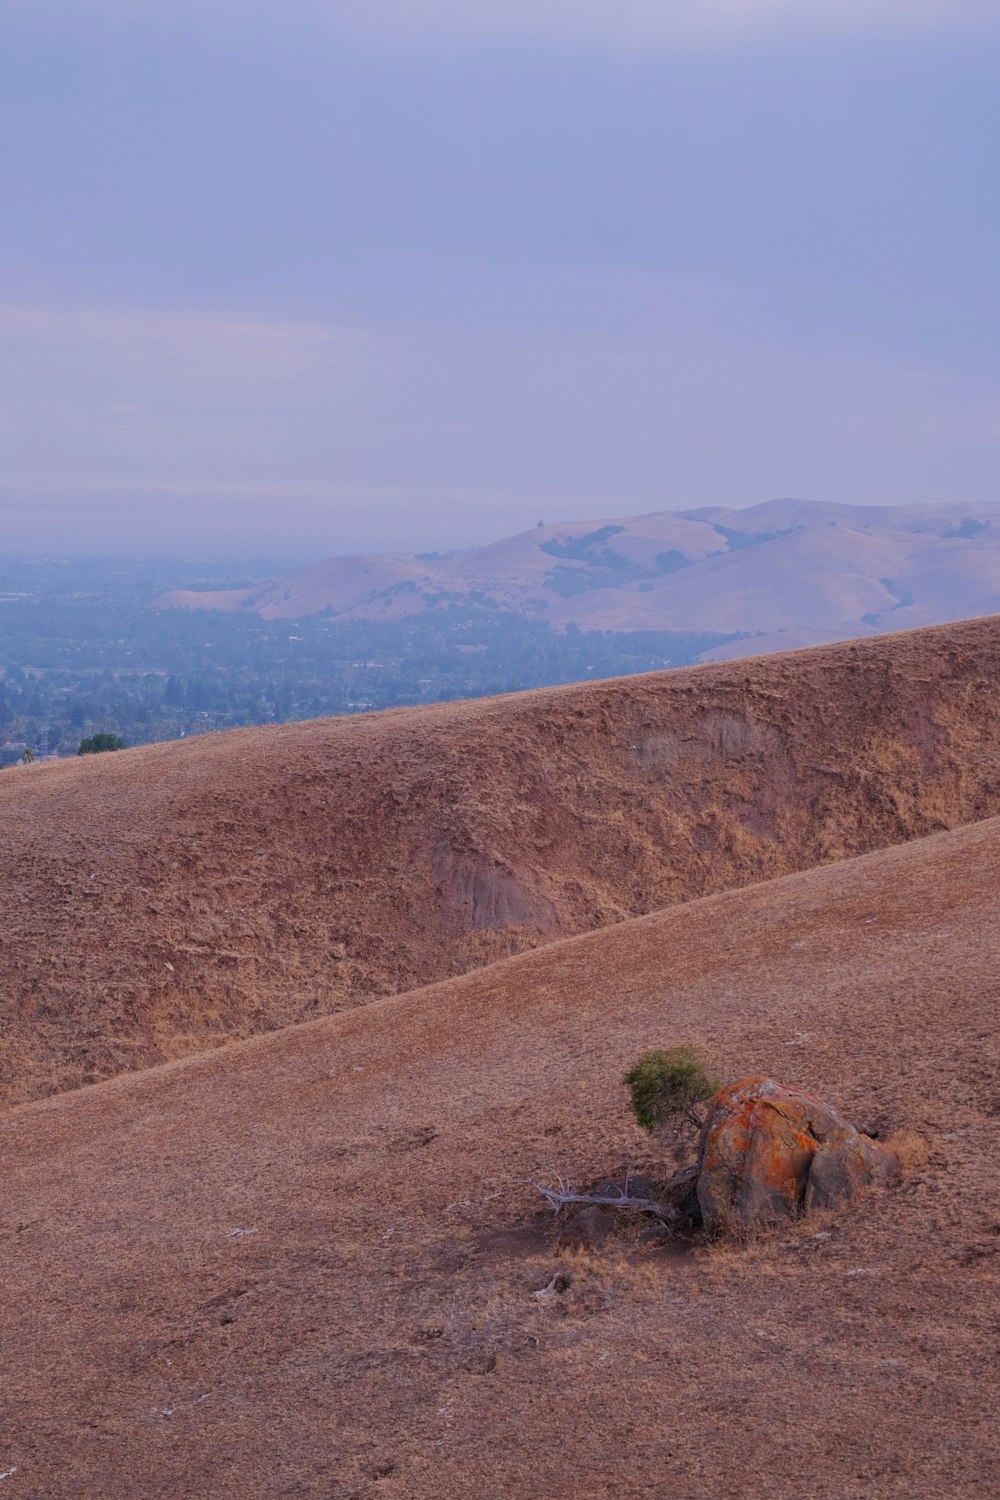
156,499 -> 1000,657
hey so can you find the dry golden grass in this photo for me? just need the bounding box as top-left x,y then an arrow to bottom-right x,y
3,615 -> 1000,1107
886,1128 -> 932,1176
1,809 -> 998,1496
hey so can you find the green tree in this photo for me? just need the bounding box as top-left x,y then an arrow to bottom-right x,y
623,1046 -> 719,1135
78,733 -> 125,755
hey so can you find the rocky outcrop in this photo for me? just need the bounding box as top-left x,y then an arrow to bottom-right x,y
697,1076 -> 899,1230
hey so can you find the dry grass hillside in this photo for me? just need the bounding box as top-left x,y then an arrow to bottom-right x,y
2,815 -> 997,1497
157,498 -> 1000,650
2,615 -> 1000,1108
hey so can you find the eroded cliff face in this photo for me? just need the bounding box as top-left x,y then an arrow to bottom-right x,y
3,614 -> 1000,1107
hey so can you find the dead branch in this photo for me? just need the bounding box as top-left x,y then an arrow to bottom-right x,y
529,1163 -> 700,1223
528,1164 -> 699,1224
533,1187 -> 678,1221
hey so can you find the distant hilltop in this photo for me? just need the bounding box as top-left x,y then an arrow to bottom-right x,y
156,498 -> 1000,659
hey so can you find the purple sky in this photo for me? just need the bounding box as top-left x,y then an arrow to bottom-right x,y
2,2 -> 999,554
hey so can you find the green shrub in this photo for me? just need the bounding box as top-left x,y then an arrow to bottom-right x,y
78,733 -> 125,755
623,1046 -> 719,1134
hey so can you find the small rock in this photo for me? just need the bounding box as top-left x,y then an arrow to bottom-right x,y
557,1206 -> 613,1252
594,1175 -> 656,1201
534,1270 -> 571,1299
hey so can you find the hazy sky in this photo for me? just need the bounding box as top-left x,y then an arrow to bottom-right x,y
2,1 -> 999,554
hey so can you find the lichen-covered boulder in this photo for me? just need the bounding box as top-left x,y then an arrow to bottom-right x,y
804,1131 -> 899,1211
697,1076 -> 899,1230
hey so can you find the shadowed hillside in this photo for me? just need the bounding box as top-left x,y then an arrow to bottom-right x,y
2,816 -> 998,1496
2,614 -> 1000,1108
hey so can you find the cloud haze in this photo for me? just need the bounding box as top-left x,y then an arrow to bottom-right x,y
1,1 -> 999,552
16,0 -> 999,50
4,290 -> 996,553
334,0 -> 1000,52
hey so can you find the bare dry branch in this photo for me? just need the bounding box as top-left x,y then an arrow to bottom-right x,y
529,1182 -> 678,1221
528,1163 -> 699,1224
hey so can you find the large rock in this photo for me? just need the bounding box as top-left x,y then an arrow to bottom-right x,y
805,1131 -> 899,1211
697,1076 -> 899,1231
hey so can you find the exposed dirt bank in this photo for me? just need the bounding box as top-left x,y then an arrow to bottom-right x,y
2,615 -> 999,1105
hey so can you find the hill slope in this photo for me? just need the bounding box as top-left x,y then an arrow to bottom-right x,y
2,815 -> 998,1497
157,499 -> 1000,652
3,615 -> 1000,1108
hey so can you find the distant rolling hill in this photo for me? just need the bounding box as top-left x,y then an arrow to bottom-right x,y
157,499 -> 1000,658
4,614 -> 1000,1109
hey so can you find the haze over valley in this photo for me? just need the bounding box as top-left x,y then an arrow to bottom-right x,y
161,498 -> 1000,657
3,497 -> 999,763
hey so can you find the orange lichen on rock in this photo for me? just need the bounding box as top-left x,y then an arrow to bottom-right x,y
697,1076 -> 899,1230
